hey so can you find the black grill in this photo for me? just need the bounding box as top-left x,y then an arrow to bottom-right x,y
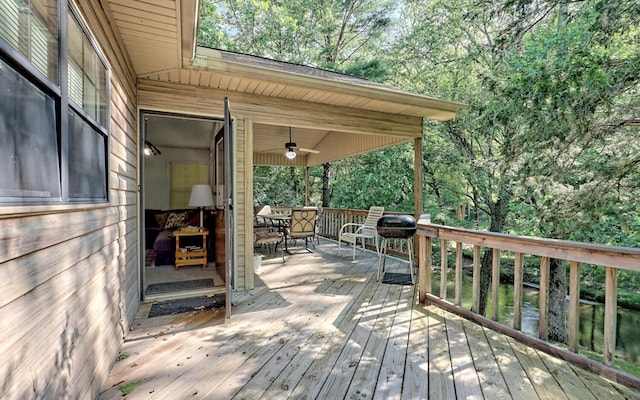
376,215 -> 417,239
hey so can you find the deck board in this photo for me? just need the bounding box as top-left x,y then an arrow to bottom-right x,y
99,239 -> 638,399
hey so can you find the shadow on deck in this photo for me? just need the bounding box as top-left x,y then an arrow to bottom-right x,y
99,239 -> 639,399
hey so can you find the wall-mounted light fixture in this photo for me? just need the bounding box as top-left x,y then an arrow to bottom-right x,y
144,140 -> 161,156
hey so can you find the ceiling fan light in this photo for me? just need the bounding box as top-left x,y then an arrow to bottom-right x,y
285,149 -> 297,159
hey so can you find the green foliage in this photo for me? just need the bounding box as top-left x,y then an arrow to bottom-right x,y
330,144 -> 416,211
198,0 -> 395,73
253,166 -> 306,207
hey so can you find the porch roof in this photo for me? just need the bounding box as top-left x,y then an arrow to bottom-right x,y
105,0 -> 465,166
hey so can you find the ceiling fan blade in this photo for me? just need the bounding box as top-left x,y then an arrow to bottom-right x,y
298,148 -> 319,154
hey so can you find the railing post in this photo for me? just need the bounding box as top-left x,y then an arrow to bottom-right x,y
513,252 -> 523,330
418,235 -> 425,302
491,248 -> 500,321
440,239 -> 448,299
472,245 -> 480,313
568,261 -> 580,352
604,266 -> 618,366
539,256 -> 550,340
454,242 -> 463,306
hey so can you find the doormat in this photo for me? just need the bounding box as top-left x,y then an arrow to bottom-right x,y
148,294 -> 225,318
382,272 -> 413,285
145,249 -> 156,267
145,278 -> 214,296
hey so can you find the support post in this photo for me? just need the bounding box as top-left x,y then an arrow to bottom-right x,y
472,245 -> 480,313
568,261 -> 580,352
491,248 -> 500,321
539,256 -> 550,340
455,242 -> 463,306
440,239 -> 448,299
513,252 -> 523,330
604,267 -> 618,366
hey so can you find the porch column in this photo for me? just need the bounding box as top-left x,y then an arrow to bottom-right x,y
414,136 -> 423,217
414,136 -> 423,267
305,166 -> 310,206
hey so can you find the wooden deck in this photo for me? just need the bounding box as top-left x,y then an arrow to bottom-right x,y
99,239 -> 639,399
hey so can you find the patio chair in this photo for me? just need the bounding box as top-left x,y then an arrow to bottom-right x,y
286,208 -> 318,253
338,206 -> 384,261
254,205 -> 273,232
254,230 -> 285,262
303,206 -> 322,245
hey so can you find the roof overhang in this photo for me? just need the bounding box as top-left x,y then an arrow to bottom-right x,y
105,0 -> 465,166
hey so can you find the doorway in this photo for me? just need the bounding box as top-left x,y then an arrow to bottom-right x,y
140,110 -> 226,302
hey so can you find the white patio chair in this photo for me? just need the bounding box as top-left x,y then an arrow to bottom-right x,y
338,206 -> 384,261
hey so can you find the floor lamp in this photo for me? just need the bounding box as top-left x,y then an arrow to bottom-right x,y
188,184 -> 214,230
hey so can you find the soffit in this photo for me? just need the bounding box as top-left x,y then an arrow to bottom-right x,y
146,47 -> 464,121
105,0 -> 198,74
253,124 -> 411,167
194,48 -> 464,121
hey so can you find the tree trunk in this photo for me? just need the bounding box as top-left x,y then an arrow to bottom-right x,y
322,162 -> 331,207
548,258 -> 567,343
290,166 -> 299,199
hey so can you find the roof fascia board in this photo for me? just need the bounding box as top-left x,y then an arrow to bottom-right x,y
192,47 -> 465,120
180,0 -> 200,62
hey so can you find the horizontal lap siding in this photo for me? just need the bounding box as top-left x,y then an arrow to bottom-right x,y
0,0 -> 139,398
235,118 -> 247,290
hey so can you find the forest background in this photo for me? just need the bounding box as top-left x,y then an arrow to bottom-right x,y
197,0 -> 640,311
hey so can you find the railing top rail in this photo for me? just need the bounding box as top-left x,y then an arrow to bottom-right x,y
417,223 -> 640,272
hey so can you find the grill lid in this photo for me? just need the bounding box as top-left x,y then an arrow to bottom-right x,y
376,215 -> 417,238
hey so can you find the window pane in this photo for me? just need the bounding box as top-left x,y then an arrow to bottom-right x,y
68,111 -> 107,201
0,0 -> 59,83
0,59 -> 61,201
68,11 -> 107,126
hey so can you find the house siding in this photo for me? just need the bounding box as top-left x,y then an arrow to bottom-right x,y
0,1 -> 139,398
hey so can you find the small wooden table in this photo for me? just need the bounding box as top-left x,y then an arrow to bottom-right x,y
174,228 -> 209,270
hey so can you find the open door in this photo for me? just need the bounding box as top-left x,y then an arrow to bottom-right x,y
223,97 -> 234,320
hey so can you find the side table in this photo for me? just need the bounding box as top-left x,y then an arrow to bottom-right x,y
174,228 -> 209,270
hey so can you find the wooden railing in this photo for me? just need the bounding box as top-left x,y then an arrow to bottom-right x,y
300,207 -> 640,387
416,222 -> 640,389
317,208 -> 411,256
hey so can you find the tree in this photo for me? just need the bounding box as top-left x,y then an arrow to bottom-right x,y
388,0 -> 640,325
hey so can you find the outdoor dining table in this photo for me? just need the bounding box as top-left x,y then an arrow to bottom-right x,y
262,213 -> 292,252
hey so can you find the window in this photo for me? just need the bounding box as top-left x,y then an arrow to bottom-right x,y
0,0 -> 109,204
0,60 -> 61,200
0,0 -> 59,83
68,12 -> 107,126
170,163 -> 210,209
68,111 -> 107,200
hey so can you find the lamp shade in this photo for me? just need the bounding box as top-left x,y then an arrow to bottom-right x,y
188,184 -> 214,207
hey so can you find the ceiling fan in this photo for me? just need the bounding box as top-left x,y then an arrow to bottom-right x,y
283,127 -> 319,159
